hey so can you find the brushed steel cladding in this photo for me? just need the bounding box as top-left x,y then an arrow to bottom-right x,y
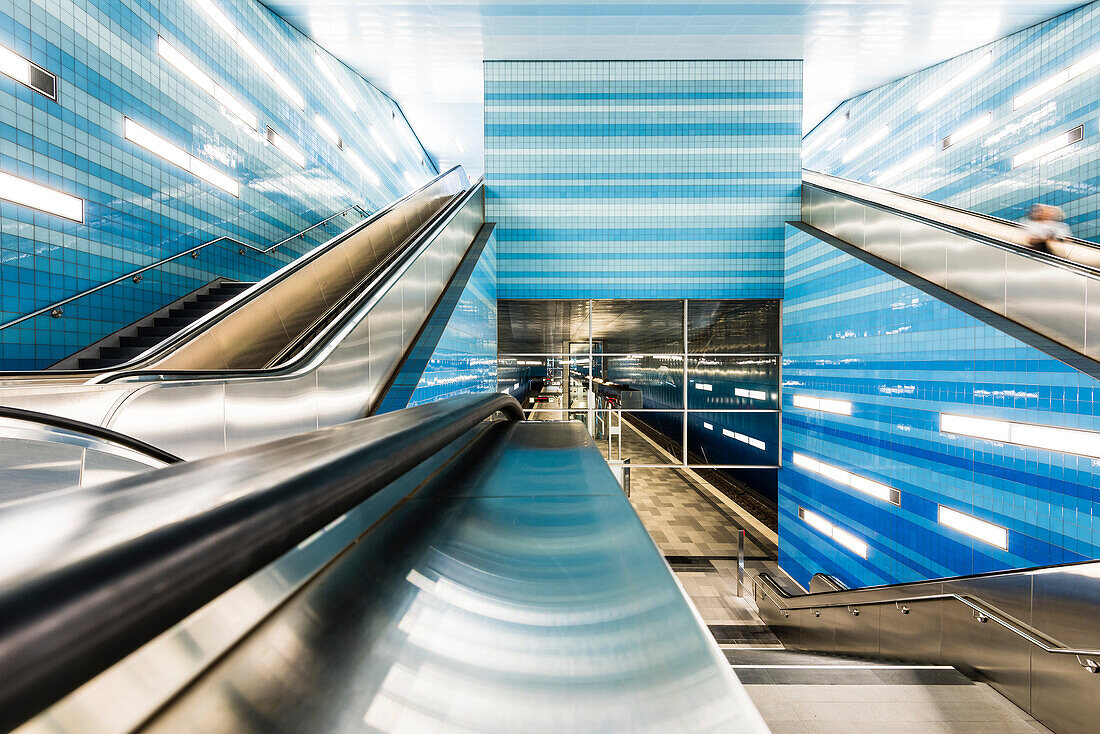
110,383 -> 228,460
1086,278 -> 1100,361
876,597 -> 943,665
0,437 -> 83,502
861,205 -> 901,264
806,186 -> 836,233
898,220 -> 949,287
1005,255 -> 1087,352
223,375 -> 320,453
945,231 -> 1008,314
832,196 -> 866,249
833,602 -> 879,657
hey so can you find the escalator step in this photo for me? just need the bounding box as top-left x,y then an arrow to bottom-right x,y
118,336 -> 160,348
137,326 -> 177,337
153,317 -> 192,327
98,346 -> 146,360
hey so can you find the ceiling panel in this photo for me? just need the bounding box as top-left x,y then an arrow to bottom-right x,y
263,1 -> 1083,178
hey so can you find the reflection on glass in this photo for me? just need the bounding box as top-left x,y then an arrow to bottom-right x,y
687,300 -> 780,353
589,299 -> 684,353
687,356 -> 779,410
688,412 -> 779,466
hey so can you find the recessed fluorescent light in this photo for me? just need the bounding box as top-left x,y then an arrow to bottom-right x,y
792,395 -> 852,416
346,150 -> 381,187
454,137 -> 466,153
0,42 -> 56,99
1012,125 -> 1083,168
942,113 -> 991,150
196,0 -> 304,110
735,387 -> 767,400
124,117 -> 238,196
0,169 -> 83,221
938,505 -> 1008,549
803,112 -> 847,156
792,452 -> 900,505
877,147 -> 934,184
941,413 -> 1100,459
157,36 -> 257,130
314,115 -> 343,149
266,126 -> 306,167
842,125 -> 890,163
370,125 -> 397,163
799,507 -> 869,558
695,383 -> 713,391
1014,49 -> 1100,109
917,51 -> 992,111
314,52 -> 356,111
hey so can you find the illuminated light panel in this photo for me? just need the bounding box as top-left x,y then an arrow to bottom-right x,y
694,383 -> 713,391
792,395 -> 852,416
315,115 -> 343,149
799,507 -> 868,558
938,505 -> 1008,549
803,113 -> 846,156
721,428 -> 766,451
877,147 -> 934,184
917,51 -> 992,111
124,118 -> 238,196
266,126 -> 306,168
195,0 -> 304,110
791,452 -> 900,505
0,42 -> 56,99
1014,49 -> 1100,109
841,125 -> 889,163
941,413 -> 1100,459
703,422 -> 713,430
314,52 -> 356,111
0,169 -> 83,222
1011,126 -> 1084,168
158,36 -> 257,130
370,125 -> 397,163
735,387 -> 767,400
346,150 -> 381,187
941,113 -> 991,150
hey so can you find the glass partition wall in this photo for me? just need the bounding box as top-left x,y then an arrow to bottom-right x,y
497,299 -> 781,470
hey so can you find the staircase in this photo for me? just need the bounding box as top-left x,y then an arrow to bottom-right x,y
56,280 -> 254,371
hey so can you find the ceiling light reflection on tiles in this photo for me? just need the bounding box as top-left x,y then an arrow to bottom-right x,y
158,36 -> 258,130
799,507 -> 869,558
314,51 -> 356,111
842,125 -> 889,163
266,126 -> 307,167
917,51 -> 992,111
0,170 -> 83,221
877,147 -> 934,184
346,150 -> 381,187
315,115 -> 343,149
124,117 -> 239,196
195,0 -> 305,110
1013,48 -> 1100,109
1011,125 -> 1083,167
941,112 -> 991,149
370,125 -> 397,163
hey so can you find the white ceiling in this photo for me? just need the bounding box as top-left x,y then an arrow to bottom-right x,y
262,1 -> 1086,178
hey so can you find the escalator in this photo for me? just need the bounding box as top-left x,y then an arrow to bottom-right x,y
0,167 -> 489,460
0,394 -> 769,734
798,169 -> 1100,371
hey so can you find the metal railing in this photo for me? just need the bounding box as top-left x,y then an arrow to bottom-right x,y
0,203 -> 369,331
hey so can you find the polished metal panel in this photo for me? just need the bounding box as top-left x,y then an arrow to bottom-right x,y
1005,251 -> 1087,352
753,560 -> 1100,734
861,204 -> 901,265
130,422 -> 767,733
832,195 -> 865,249
945,230 -> 1008,314
1087,278 -> 1100,361
898,218 -> 949,287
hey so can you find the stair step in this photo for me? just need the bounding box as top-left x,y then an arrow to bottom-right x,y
170,306 -> 216,319
98,346 -> 146,360
153,317 -> 192,327
118,335 -> 161,348
137,325 -> 178,337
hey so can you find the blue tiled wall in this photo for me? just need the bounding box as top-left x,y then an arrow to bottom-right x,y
484,61 -> 801,299
406,229 -> 498,408
0,0 -> 435,369
803,1 -> 1100,242
779,225 -> 1100,589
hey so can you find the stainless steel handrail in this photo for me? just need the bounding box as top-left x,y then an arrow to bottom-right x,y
0,204 -> 369,331
753,573 -> 1100,671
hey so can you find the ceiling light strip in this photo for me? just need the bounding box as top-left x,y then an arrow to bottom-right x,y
195,0 -> 305,110
1014,49 -> 1100,109
1011,126 -> 1083,168
370,125 -> 398,163
792,452 -> 900,505
124,117 -> 239,196
313,52 -> 357,111
266,126 -> 306,167
347,150 -> 381,187
841,125 -> 889,164
941,412 -> 1100,459
314,115 -> 343,149
158,36 -> 258,130
877,147 -> 934,185
0,169 -> 83,221
791,394 -> 852,416
799,507 -> 869,557
938,505 -> 1008,549
917,51 -> 992,111
941,113 -> 991,150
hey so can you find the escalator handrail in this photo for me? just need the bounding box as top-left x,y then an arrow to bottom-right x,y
93,177 -> 485,385
0,391 -> 523,732
0,406 -> 182,464
803,169 -> 1100,277
753,571 -> 1100,661
0,167 -> 466,378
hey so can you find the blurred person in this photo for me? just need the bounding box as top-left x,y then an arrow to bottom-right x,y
1021,204 -> 1071,254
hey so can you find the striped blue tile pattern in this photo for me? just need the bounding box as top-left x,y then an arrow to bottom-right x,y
779,225 -> 1100,590
0,0 -> 434,369
485,61 -> 801,299
803,1 -> 1100,243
